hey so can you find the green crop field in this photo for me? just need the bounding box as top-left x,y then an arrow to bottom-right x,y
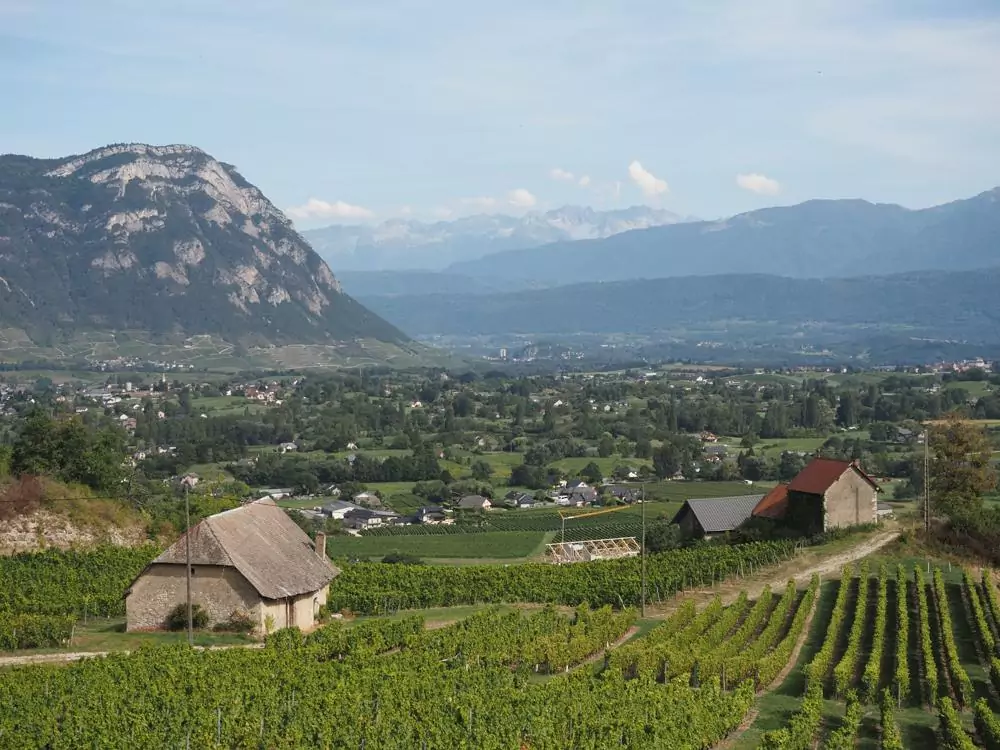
329,531 -> 549,560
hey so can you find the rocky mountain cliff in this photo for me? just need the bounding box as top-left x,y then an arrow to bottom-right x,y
0,144 -> 405,345
303,205 -> 692,271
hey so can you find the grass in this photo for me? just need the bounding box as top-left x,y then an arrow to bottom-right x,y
0,617 -> 253,657
329,530 -> 550,561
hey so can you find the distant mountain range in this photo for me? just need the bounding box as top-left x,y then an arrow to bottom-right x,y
302,206 -> 692,271
447,188 -> 1000,284
0,143 -> 406,348
356,267 -> 1000,342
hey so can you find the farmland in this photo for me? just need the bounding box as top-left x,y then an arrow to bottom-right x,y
10,546 -> 1000,748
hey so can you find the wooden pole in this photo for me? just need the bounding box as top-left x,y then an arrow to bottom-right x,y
641,484 -> 647,618
185,484 -> 193,647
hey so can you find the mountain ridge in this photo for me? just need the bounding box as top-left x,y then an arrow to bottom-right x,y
0,143 -> 407,348
447,187 -> 1000,283
302,205 -> 692,271
357,265 -> 1000,341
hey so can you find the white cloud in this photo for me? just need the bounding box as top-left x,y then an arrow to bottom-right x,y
399,205 -> 413,216
459,196 -> 498,210
549,167 -> 575,181
284,198 -> 375,221
736,173 -> 781,195
432,206 -> 454,219
628,160 -> 668,197
578,175 -> 591,187
507,188 -> 537,208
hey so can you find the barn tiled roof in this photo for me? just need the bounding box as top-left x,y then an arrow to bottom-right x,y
671,495 -> 764,534
787,458 -> 879,495
150,498 -> 338,599
752,484 -> 790,520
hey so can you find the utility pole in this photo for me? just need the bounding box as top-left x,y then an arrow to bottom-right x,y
640,483 -> 647,618
923,425 -> 931,535
185,483 -> 193,646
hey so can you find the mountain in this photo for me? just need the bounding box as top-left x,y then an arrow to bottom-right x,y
337,270 -> 541,298
357,267 -> 1000,341
0,143 -> 406,347
302,205 -> 692,271
448,188 -> 1000,284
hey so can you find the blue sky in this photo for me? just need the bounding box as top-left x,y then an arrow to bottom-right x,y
3,0 -> 999,227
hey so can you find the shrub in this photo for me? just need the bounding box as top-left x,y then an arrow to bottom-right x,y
213,609 -> 255,634
166,603 -> 209,631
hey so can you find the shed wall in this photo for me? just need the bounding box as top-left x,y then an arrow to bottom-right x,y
125,564 -> 260,631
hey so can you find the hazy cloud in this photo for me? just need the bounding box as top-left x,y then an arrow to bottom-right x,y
628,161 -> 668,197
736,172 -> 781,195
399,205 -> 413,216
432,206 -> 454,219
284,198 -> 375,221
507,188 -> 537,207
549,167 -> 575,181
460,196 -> 498,209
578,175 -> 591,187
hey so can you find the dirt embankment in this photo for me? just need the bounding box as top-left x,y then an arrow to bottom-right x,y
0,510 -> 148,555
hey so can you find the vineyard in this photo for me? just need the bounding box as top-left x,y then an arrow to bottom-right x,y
0,582 -> 813,749
749,563 -> 1000,748
7,540 -> 1000,748
327,540 -> 795,614
0,545 -> 158,649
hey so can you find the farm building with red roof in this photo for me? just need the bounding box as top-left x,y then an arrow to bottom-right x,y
754,457 -> 879,534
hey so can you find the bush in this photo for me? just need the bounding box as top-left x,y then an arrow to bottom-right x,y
382,552 -> 424,565
213,609 -> 255,634
166,603 -> 209,631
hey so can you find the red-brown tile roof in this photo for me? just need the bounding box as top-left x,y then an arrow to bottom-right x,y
752,484 -> 789,520
787,457 -> 879,496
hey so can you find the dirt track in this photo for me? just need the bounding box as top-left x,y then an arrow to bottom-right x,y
646,529 -> 900,615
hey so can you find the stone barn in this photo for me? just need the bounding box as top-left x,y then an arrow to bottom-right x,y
765,458 -> 880,535
125,498 -> 338,633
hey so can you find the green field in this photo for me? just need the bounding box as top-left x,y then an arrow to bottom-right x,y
329,530 -> 550,560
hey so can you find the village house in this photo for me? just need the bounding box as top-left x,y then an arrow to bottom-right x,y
342,507 -> 399,530
415,506 -> 452,524
125,498 -> 337,633
457,494 -> 492,510
503,491 -> 536,509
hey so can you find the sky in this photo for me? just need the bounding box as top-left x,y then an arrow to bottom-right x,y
3,0 -> 1000,228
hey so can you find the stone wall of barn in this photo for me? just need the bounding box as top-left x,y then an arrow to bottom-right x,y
823,471 -> 878,531
125,563 -> 261,631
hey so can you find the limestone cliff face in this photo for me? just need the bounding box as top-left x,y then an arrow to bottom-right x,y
0,144 -> 404,344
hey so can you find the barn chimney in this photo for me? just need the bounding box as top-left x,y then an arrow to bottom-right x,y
314,532 -> 327,559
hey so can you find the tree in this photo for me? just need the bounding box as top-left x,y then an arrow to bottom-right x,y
580,461 -> 603,484
652,443 -> 681,479
598,434 -> 615,458
836,392 -> 858,428
930,413 -> 997,518
470,460 -> 494,481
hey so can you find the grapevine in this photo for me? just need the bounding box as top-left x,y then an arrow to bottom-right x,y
915,566 -> 938,705
825,690 -> 863,750
803,564 -> 853,693
974,697 -> 1000,750
937,696 -> 976,750
833,560 -> 870,696
933,568 -> 973,706
880,689 -> 904,750
861,564 -> 888,701
893,565 -> 910,706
